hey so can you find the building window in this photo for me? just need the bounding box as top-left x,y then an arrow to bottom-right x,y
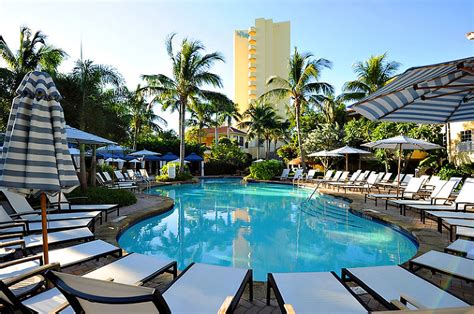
460,130 -> 472,142
239,136 -> 244,146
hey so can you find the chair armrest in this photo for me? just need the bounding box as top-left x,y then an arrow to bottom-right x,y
49,300 -> 70,314
0,254 -> 42,268
0,221 -> 27,233
400,293 -> 427,310
66,196 -> 88,201
283,304 -> 296,314
0,239 -> 25,249
3,262 -> 60,287
217,296 -> 233,314
0,233 -> 24,240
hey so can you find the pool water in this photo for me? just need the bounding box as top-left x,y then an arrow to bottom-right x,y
118,179 -> 418,281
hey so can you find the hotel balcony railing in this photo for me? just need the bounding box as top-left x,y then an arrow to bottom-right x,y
248,89 -> 257,96
248,81 -> 256,88
248,35 -> 256,45
248,45 -> 256,53
248,61 -> 256,68
248,72 -> 256,79
248,53 -> 256,61
456,141 -> 474,152
248,27 -> 256,36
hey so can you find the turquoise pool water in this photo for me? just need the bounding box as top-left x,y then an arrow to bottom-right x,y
118,179 -> 418,281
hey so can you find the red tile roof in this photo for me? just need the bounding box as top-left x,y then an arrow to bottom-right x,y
202,126 -> 247,135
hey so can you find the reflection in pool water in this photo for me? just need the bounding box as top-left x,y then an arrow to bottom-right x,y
118,179 -> 418,281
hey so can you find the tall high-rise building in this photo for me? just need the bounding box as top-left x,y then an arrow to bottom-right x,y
233,18 -> 290,118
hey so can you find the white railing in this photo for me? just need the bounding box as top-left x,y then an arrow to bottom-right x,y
457,141 -> 474,152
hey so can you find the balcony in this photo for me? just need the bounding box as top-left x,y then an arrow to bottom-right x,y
456,141 -> 474,152
248,27 -> 256,36
248,53 -> 256,61
248,45 -> 256,53
248,81 -> 256,88
248,61 -> 256,69
248,89 -> 257,96
248,35 -> 256,45
248,72 -> 256,79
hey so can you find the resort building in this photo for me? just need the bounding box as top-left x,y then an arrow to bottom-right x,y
446,121 -> 474,164
233,18 -> 291,158
233,18 -> 291,118
200,126 -> 247,148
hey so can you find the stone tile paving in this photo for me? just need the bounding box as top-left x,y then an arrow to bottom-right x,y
60,184 -> 474,313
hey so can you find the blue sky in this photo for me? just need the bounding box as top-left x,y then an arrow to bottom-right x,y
1,0 -> 473,131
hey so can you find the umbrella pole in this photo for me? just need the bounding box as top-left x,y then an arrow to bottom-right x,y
345,154 -> 349,171
397,145 -> 402,197
40,192 -> 49,264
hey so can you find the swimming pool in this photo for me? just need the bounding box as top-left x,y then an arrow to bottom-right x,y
118,179 -> 418,281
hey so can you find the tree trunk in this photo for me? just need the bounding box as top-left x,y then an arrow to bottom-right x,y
265,138 -> 269,160
256,135 -> 260,159
179,97 -> 186,173
90,145 -> 97,187
295,102 -> 306,170
79,144 -> 87,191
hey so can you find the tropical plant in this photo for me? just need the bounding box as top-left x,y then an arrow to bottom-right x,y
187,101 -> 212,144
342,53 -> 400,101
311,93 -> 347,125
248,160 -> 284,180
124,85 -> 167,150
142,33 -> 227,173
238,99 -> 278,159
263,47 -> 333,169
0,26 -> 67,125
277,143 -> 298,163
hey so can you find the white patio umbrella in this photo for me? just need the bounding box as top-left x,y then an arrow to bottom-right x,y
0,71 -> 79,263
129,149 -> 161,156
351,57 -> 474,124
328,146 -> 371,171
307,150 -> 343,171
362,135 -> 442,195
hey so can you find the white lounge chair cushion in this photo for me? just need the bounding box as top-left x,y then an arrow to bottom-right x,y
426,211 -> 474,220
22,227 -> 94,249
163,263 -> 248,313
408,204 -> 456,211
270,272 -> 366,313
20,211 -> 101,222
0,218 -> 93,234
446,239 -> 474,258
443,218 -> 474,228
0,260 -> 40,280
390,199 -> 432,206
83,253 -> 174,285
411,251 -> 474,281
47,240 -> 119,268
457,226 -> 474,238
22,287 -> 71,313
345,265 -> 468,309
62,204 -> 118,211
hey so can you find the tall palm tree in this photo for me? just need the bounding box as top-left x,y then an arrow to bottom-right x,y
141,33 -> 226,172
221,101 -> 241,138
71,59 -> 123,190
263,47 -> 333,169
188,101 -> 212,145
311,93 -> 347,125
270,119 -> 291,154
238,100 -> 277,159
342,53 -> 400,101
126,86 -> 167,150
0,26 -> 67,125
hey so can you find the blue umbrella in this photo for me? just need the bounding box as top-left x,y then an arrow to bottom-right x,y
185,152 -> 204,162
162,152 -> 179,161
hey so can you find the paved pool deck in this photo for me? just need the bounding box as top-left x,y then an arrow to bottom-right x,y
64,181 -> 473,313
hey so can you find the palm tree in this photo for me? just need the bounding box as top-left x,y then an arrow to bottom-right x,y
142,33 -> 226,172
263,47 -> 333,169
270,119 -> 291,154
0,26 -> 66,124
126,86 -> 167,150
311,93 -> 347,125
71,59 -> 123,190
221,101 -> 241,138
342,53 -> 400,101
188,101 -> 212,145
238,100 -> 277,159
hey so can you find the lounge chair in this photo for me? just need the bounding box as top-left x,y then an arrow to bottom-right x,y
1,190 -> 103,223
457,226 -> 474,240
0,239 -> 122,283
277,169 -> 290,180
409,250 -> 474,282
318,170 -> 343,188
314,169 -> 333,180
114,170 -> 135,183
291,169 -> 304,184
439,218 -> 474,241
163,263 -> 252,313
303,169 -> 317,182
101,172 -> 137,191
46,192 -> 119,222
406,181 -> 474,221
379,172 -> 393,184
424,211 -> 474,233
2,253 -> 177,313
389,180 -> 456,215
139,169 -> 155,181
0,227 -> 94,251
365,177 -> 425,209
422,175 -> 441,191
267,271 -> 368,313
327,170 -> 361,190
342,172 -> 380,193
0,206 -> 94,235
341,265 -> 470,310
445,239 -> 474,258
41,262 -> 251,313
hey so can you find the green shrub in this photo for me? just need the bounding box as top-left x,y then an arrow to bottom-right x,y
204,160 -> 239,175
248,160 -> 284,180
156,162 -> 193,182
68,187 -> 137,207
98,163 -> 115,178
437,163 -> 473,180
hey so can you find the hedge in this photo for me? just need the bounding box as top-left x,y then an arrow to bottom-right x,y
248,160 -> 284,180
68,187 -> 137,207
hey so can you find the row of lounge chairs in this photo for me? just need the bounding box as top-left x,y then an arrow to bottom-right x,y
95,169 -> 156,191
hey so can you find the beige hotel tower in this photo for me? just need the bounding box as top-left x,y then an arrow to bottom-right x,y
233,18 -> 291,119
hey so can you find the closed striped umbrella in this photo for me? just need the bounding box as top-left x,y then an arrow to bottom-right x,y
0,71 -> 79,263
351,57 -> 474,123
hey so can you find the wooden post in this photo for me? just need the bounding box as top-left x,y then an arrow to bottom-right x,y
90,145 -> 97,187
345,154 -> 349,171
40,192 -> 49,264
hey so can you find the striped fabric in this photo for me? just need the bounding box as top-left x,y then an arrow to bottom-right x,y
351,57 -> 474,123
0,71 -> 79,193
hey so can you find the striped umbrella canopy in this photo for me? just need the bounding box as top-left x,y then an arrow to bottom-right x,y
0,71 -> 79,263
129,149 -> 161,156
351,57 -> 474,123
